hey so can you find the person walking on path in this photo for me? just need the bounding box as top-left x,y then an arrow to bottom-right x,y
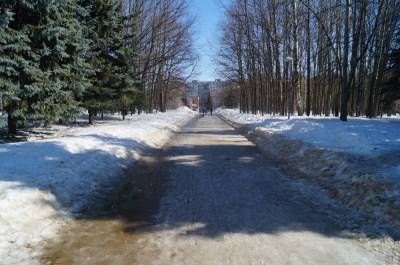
206,92 -> 213,116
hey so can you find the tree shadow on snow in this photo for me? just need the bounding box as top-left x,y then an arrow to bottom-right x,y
1,118 -> 398,248
0,133 -> 151,216
59,123 -> 400,241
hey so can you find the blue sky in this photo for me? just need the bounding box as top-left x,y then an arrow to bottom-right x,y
190,0 -> 228,81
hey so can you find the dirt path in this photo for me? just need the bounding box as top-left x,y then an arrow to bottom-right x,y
41,115 -> 391,265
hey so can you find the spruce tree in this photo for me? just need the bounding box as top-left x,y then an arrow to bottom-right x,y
1,0 -> 140,132
34,0 -> 92,124
1,0 -> 91,133
114,8 -> 141,120
83,0 -> 121,124
0,1 -> 44,134
83,0 -> 139,124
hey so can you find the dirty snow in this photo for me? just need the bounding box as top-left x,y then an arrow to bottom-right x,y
0,107 -> 195,265
383,165 -> 400,184
216,108 -> 400,186
42,115 -> 395,265
130,116 -> 392,265
216,108 -> 400,239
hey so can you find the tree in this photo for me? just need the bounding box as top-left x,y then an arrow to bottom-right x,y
1,0 -> 92,133
291,0 -> 299,118
221,83 -> 239,108
340,0 -> 350,121
35,0 -> 92,124
381,32 -> 400,113
305,0 -> 311,116
218,0 -> 399,120
116,10 -> 141,120
83,0 -> 138,124
126,0 -> 196,113
0,1 -> 44,134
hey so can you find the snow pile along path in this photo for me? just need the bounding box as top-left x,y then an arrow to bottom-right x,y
216,109 -> 400,156
0,107 -> 195,265
216,108 -> 400,238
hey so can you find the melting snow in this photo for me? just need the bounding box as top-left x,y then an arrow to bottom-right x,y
0,107 -> 195,264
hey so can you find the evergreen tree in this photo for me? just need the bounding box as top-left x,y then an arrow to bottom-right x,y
34,0 -> 92,124
1,0 -> 143,133
1,0 -> 91,133
83,0 -> 139,124
115,10 -> 141,120
0,1 -> 44,134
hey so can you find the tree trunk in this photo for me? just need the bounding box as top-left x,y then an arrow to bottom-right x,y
291,0 -> 299,117
306,0 -> 311,116
340,0 -> 350,121
88,109 -> 95,125
7,110 -> 17,135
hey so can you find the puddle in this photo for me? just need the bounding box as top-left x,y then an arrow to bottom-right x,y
40,151 -> 167,265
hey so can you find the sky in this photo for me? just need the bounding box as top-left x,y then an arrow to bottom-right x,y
190,0 -> 228,81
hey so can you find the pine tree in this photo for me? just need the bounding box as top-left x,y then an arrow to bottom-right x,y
82,0 -> 124,124
0,1 -> 44,134
115,9 -> 141,120
33,0 -> 92,125
1,0 -> 92,133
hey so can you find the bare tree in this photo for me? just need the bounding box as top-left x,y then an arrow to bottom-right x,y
125,0 -> 197,112
218,0 -> 400,120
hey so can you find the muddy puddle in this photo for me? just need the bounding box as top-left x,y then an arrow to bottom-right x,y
40,152 -> 167,265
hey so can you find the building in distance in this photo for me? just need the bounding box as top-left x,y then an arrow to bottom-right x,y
186,79 -> 225,111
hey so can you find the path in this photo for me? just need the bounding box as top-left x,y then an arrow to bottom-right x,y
42,115 -> 389,265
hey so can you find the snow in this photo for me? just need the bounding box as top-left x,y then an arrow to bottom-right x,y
216,108 -> 400,238
0,107 -> 195,265
383,165 -> 400,184
216,108 -> 400,156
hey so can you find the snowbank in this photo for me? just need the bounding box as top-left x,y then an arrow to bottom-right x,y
0,107 -> 195,265
217,109 -> 400,156
217,108 -> 400,238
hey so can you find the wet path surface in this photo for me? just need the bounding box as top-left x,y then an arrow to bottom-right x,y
41,115 -> 388,265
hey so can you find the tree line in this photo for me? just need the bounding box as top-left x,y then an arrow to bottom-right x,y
0,0 -> 195,134
126,0 -> 196,113
218,0 -> 400,120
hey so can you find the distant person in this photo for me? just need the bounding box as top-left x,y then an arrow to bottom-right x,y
201,108 -> 205,117
206,91 -> 213,116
